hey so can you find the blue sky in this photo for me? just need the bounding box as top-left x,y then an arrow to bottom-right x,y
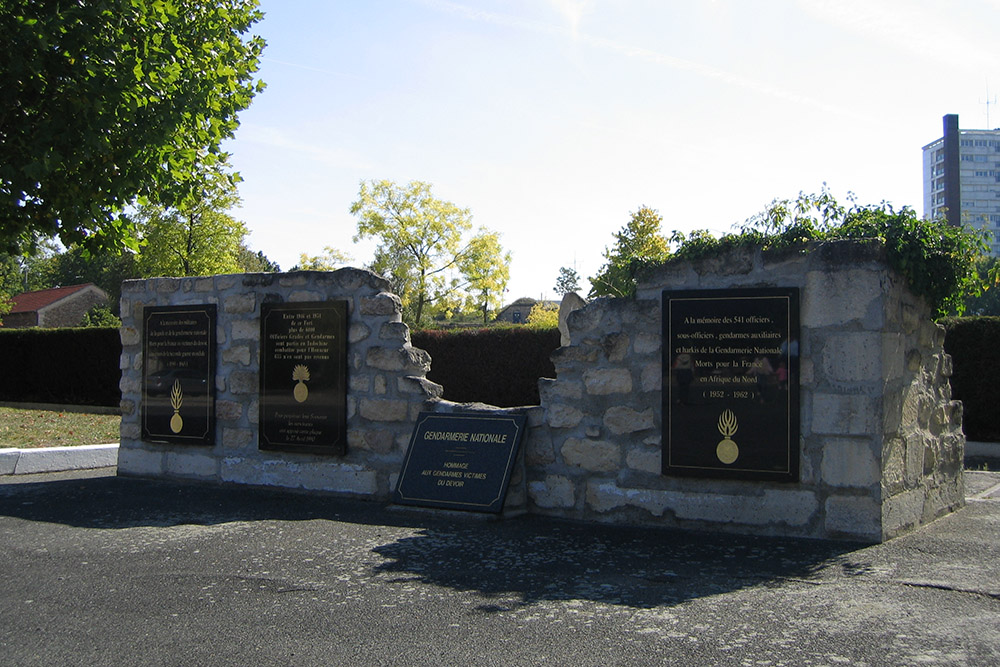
225,0 -> 1000,300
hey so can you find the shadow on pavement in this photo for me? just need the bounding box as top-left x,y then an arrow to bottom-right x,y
0,472 -> 866,611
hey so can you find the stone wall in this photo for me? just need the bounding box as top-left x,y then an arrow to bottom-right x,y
118,270 -> 443,497
40,285 -> 108,327
118,244 -> 964,542
521,242 -> 964,541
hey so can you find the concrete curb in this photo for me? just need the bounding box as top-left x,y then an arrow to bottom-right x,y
0,444 -> 118,476
967,440 -> 1000,459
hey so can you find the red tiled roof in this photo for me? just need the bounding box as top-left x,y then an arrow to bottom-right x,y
9,284 -> 95,314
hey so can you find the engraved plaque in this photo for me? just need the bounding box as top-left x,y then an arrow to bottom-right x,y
662,288 -> 799,481
260,301 -> 347,454
142,305 -> 216,445
395,412 -> 527,513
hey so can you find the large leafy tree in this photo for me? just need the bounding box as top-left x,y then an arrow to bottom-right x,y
292,246 -> 353,271
351,179 -> 511,327
0,0 -> 266,256
132,168 -> 249,277
589,206 -> 670,298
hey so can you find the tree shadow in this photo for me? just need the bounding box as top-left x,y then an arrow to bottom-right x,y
0,472 -> 865,610
371,517 -> 862,611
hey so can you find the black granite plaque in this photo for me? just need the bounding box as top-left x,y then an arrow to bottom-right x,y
142,305 -> 216,445
395,412 -> 528,513
260,301 -> 348,454
662,288 -> 799,481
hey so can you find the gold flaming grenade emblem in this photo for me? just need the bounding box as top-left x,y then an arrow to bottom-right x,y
169,379 -> 184,433
716,409 -> 739,464
292,364 -> 310,403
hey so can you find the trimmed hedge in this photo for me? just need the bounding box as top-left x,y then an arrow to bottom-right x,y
942,316 -> 1000,442
1,320 -> 995,442
0,327 -> 121,407
412,326 -> 561,407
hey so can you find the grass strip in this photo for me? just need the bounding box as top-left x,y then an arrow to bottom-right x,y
0,407 -> 119,449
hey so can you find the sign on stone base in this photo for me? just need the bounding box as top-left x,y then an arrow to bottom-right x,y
662,288 -> 799,481
259,301 -> 348,455
395,412 -> 527,513
141,304 -> 216,445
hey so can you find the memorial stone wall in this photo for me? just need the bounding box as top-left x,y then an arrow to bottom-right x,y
118,242 -> 965,542
118,270 -> 444,498
522,241 -> 964,541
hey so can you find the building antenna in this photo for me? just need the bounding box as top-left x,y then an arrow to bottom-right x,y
982,79 -> 998,128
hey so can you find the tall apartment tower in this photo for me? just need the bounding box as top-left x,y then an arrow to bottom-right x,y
922,114 -> 1000,257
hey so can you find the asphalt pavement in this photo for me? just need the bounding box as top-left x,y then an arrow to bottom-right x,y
1,467 -> 999,666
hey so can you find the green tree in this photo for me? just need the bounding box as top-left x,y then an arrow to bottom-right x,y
237,246 -> 280,273
589,206 -> 670,298
964,257 -> 1000,315
292,246 -> 353,271
459,231 -> 511,323
0,0 -> 266,256
554,266 -> 581,295
81,303 -> 122,327
351,180 -> 511,327
133,169 -> 249,277
35,244 -> 140,306
527,302 -> 559,328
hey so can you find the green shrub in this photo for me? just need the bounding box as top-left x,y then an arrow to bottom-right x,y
663,191 -> 987,317
0,327 -> 121,406
412,326 -> 560,407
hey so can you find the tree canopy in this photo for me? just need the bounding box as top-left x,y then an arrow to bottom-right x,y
0,0 -> 266,256
589,206 -> 670,298
132,168 -> 250,277
554,266 -> 581,295
351,179 -> 511,327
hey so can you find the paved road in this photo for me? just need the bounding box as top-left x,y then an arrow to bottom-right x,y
2,469 -> 999,666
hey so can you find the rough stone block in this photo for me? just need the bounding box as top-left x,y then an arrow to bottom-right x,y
547,403 -> 583,429
289,290 -> 324,302
539,379 -> 583,403
821,438 -> 879,488
221,458 -> 379,495
604,406 -> 655,434
379,321 -> 410,342
633,332 -> 660,355
821,333 -> 881,383
349,322 -> 372,344
359,398 -> 409,422
825,495 -> 880,540
810,394 -> 876,435
116,447 -> 164,476
222,345 -> 251,366
671,488 -> 818,527
528,475 -> 577,508
882,487 -> 925,537
230,320 -> 258,341
803,269 -> 882,328
165,451 -> 217,478
625,447 -> 661,474
216,400 -> 243,421
360,292 -> 401,316
561,438 -> 620,472
583,368 -> 632,395
640,363 -> 661,392
222,427 -> 253,450
117,420 -> 139,439
120,326 -> 140,347
224,294 -> 256,314
228,370 -> 259,395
